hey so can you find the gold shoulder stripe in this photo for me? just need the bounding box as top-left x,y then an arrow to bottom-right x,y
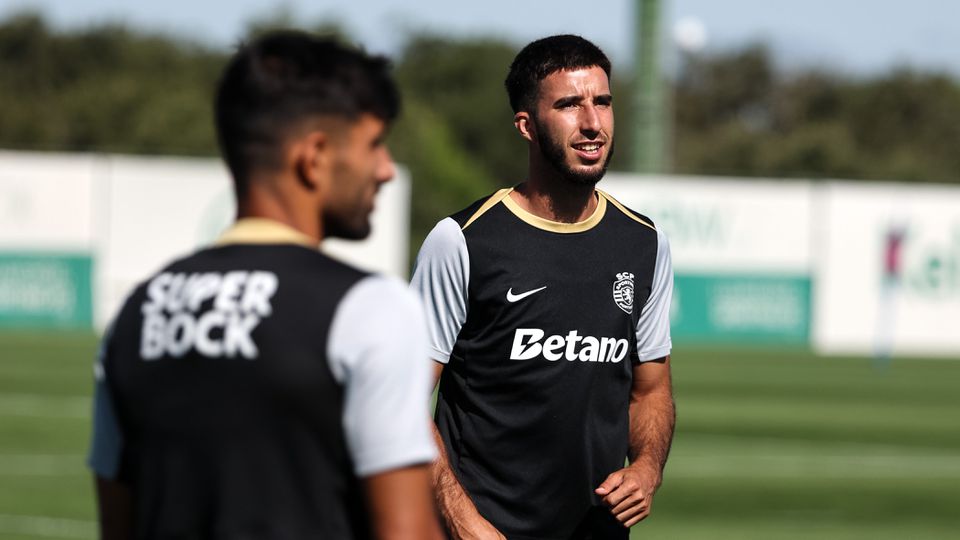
462,188 -> 514,230
598,190 -> 656,231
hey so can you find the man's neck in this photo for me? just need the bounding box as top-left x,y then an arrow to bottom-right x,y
236,176 -> 323,242
511,161 -> 598,224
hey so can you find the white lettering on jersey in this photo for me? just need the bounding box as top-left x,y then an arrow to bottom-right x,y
139,271 -> 278,360
509,328 -> 629,363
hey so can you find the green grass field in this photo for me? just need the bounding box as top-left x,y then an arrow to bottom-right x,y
1,332 -> 958,539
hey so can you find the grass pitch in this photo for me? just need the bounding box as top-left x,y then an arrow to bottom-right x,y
644,346 -> 960,539
0,332 -> 957,539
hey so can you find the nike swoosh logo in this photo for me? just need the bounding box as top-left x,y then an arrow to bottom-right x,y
506,286 -> 547,303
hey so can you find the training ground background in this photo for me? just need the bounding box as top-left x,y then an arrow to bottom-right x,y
1,331 -> 958,540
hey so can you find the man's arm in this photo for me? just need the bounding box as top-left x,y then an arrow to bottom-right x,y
94,477 -> 133,540
431,363 -> 505,540
328,277 -> 444,539
365,464 -> 444,540
595,355 -> 675,527
409,219 -> 491,537
89,329 -> 134,540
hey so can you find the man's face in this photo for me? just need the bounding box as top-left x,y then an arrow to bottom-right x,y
530,66 -> 614,185
322,114 -> 395,240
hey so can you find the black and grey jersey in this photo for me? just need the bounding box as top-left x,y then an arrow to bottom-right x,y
411,188 -> 672,540
88,219 -> 436,540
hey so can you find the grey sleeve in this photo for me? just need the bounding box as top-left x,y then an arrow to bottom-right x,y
327,276 -> 437,477
636,229 -> 674,361
409,217 -> 470,364
87,326 -> 124,479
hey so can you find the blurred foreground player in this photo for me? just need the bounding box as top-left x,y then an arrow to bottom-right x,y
88,31 -> 442,540
411,35 -> 675,539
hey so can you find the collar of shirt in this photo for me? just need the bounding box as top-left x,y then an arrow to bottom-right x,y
214,218 -> 318,248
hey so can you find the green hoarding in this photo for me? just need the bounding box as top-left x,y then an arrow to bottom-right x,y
671,273 -> 812,344
0,253 -> 93,329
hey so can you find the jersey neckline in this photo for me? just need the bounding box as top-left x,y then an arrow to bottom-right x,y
499,187 -> 607,233
215,218 -> 319,248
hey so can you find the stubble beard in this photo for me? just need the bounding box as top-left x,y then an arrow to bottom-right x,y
535,120 -> 615,186
324,217 -> 371,241
322,197 -> 373,241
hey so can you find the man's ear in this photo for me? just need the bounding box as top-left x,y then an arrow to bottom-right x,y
514,111 -> 535,143
294,130 -> 330,191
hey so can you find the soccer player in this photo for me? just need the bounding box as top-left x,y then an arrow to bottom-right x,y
411,35 -> 676,539
874,222 -> 907,366
88,31 -> 442,540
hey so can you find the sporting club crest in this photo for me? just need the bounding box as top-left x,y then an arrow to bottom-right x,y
612,272 -> 635,314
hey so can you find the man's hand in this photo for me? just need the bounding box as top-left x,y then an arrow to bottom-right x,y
594,461 -> 661,527
598,355 -> 674,528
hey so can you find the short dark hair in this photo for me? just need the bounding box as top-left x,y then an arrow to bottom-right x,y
214,30 -> 399,190
504,35 -> 611,114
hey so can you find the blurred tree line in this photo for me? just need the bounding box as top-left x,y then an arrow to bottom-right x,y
1,12 -> 958,249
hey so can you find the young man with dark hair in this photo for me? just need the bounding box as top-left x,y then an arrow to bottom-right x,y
89,31 -> 442,540
411,34 -> 676,539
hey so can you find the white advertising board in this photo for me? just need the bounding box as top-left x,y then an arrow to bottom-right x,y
814,182 -> 960,357
0,151 -> 97,250
0,152 -> 99,328
603,174 -> 813,273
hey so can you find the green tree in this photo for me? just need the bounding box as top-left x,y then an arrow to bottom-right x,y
671,44 -> 960,183
2,9 -> 958,249
0,11 -> 223,155
393,35 -> 520,252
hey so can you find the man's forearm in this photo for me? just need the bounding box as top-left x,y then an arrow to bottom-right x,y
365,465 -> 444,540
429,365 -> 503,539
594,360 -> 675,527
627,376 -> 675,481
432,424 -> 485,530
